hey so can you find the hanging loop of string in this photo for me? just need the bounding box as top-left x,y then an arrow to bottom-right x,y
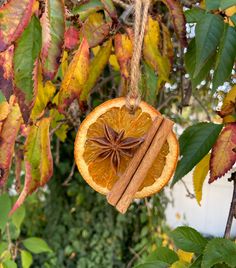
126,0 -> 150,112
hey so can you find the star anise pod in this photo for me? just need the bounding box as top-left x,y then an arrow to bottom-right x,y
90,124 -> 144,172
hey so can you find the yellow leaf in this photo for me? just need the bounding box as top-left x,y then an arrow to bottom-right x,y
80,39 -> 112,102
0,101 -> 10,121
193,154 -> 210,205
225,6 -> 236,17
31,66 -> 56,121
109,54 -> 120,71
143,16 -> 170,82
61,50 -> 68,78
58,38 -> 90,113
177,249 -> 194,263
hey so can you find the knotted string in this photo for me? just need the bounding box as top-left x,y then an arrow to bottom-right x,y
126,0 -> 150,112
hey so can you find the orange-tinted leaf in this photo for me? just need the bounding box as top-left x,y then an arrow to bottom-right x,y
143,17 -> 170,82
114,33 -> 133,79
64,26 -> 80,50
81,13 -> 111,48
80,39 -> 112,102
161,0 -> 187,47
10,117 -> 53,214
0,0 -> 35,52
0,46 -> 14,100
58,38 -> 90,113
209,123 -> 236,183
41,0 -> 65,80
0,98 -> 22,187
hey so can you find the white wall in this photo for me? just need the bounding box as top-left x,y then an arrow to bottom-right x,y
165,170 -> 236,237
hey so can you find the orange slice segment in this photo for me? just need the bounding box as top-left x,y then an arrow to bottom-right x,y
74,97 -> 179,198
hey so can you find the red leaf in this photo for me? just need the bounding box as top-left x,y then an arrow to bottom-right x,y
10,117 -> 53,214
41,0 -> 65,80
0,0 -> 35,52
0,97 -> 22,187
161,0 -> 187,47
209,123 -> 236,183
64,26 -> 80,50
0,45 -> 14,100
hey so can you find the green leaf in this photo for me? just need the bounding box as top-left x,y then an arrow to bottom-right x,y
220,0 -> 236,10
185,38 -> 215,89
184,8 -> 205,23
134,261 -> 170,268
0,242 -> 8,255
143,63 -> 158,106
14,15 -> 42,123
205,0 -> 220,11
10,118 -> 53,214
146,247 -> 179,265
0,194 -> 11,231
22,237 -> 52,254
202,238 -> 236,267
12,205 -> 25,230
212,25 -> 236,91
170,261 -> 189,268
41,0 -> 65,80
230,14 -> 236,26
2,260 -> 17,268
0,91 -> 6,103
21,250 -> 33,268
171,122 -> 223,186
189,255 -> 202,268
194,14 -> 224,78
170,227 -> 207,254
73,0 -> 104,21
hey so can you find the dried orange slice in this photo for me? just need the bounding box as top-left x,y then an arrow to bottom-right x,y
74,97 -> 179,198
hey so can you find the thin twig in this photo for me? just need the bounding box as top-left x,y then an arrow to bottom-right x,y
113,0 -> 129,9
50,122 -> 65,138
62,162 -> 76,186
224,172 -> 236,239
158,95 -> 179,110
193,94 -> 212,122
181,180 -> 195,199
55,138 -> 60,166
126,246 -> 147,268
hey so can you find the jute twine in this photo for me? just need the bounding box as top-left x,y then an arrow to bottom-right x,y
126,0 -> 150,112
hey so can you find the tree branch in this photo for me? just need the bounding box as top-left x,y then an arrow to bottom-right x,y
224,172 -> 236,239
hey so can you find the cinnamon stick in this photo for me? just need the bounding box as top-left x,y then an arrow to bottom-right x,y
107,116 -> 164,206
116,118 -> 174,214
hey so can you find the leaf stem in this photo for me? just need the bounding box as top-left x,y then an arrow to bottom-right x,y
224,172 -> 236,239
